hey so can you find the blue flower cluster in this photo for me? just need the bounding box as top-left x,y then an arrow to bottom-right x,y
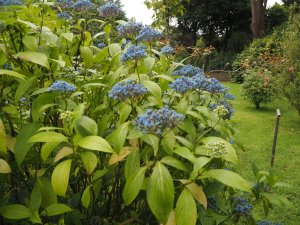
108,79 -> 148,101
2,63 -> 12,70
207,198 -> 219,211
133,106 -> 185,136
57,12 -> 72,20
48,80 -> 76,93
0,0 -> 23,6
224,93 -> 235,100
257,220 -> 283,225
206,78 -> 228,94
170,74 -> 209,93
209,99 -> 234,119
161,45 -> 174,56
117,21 -> 143,38
120,44 -> 147,62
97,42 -> 106,49
73,0 -> 94,11
234,197 -> 253,216
56,0 -> 74,9
136,26 -> 162,42
173,64 -> 203,77
98,2 -> 120,18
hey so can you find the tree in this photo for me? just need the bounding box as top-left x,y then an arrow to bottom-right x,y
250,0 -> 268,38
282,0 -> 300,5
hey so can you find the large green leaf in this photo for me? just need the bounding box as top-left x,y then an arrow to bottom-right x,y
161,156 -> 188,172
143,80 -> 162,99
109,43 -> 121,57
44,204 -> 72,216
15,76 -> 36,103
37,177 -> 57,207
0,204 -> 32,219
41,142 -> 61,161
141,134 -> 159,156
51,159 -> 72,197
22,36 -> 38,51
147,162 -> 174,224
0,69 -> 26,80
175,189 -> 197,225
61,33 -> 74,42
202,169 -> 251,192
30,181 -> 41,211
80,46 -> 94,68
107,122 -> 129,154
76,136 -> 114,153
0,119 -> 6,154
123,166 -> 147,205
179,180 -> 207,209
14,52 -> 50,69
0,159 -> 11,174
80,151 -> 98,175
144,57 -> 155,71
81,186 -> 91,208
28,131 -> 68,143
161,130 -> 176,154
75,116 -> 98,136
31,93 -> 57,122
173,147 -> 196,163
124,149 -> 140,180
14,123 -> 41,166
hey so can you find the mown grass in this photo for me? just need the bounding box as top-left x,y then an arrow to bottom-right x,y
224,82 -> 300,224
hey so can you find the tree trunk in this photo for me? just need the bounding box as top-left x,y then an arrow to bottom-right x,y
255,102 -> 260,109
250,0 -> 267,38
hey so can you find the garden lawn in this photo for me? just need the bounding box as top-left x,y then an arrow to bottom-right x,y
224,82 -> 300,225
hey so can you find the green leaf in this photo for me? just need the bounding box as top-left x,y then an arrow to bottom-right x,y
202,169 -> 251,192
109,43 -> 121,57
29,131 -> 68,143
14,52 -> 50,69
80,151 -> 98,175
0,159 -> 11,173
175,136 -> 195,150
147,162 -> 174,224
31,93 -> 57,122
0,119 -> 6,154
81,186 -> 91,208
37,177 -> 57,208
175,189 -> 197,225
141,134 -> 160,156
41,142 -> 61,161
161,130 -> 176,154
0,69 -> 26,80
142,80 -> 162,99
75,116 -> 98,136
125,149 -> 140,180
76,136 -> 114,153
51,159 -> 72,197
190,157 -> 211,180
22,36 -> 38,51
173,147 -> 196,163
144,57 -> 155,71
14,123 -> 41,166
80,46 -> 94,68
104,23 -> 112,37
124,166 -> 147,205
118,104 -> 132,126
44,204 -> 72,216
263,193 -> 292,208
30,181 -> 41,211
107,122 -> 129,154
54,147 -> 73,163
15,76 -> 36,103
161,156 -> 188,172
0,204 -> 32,219
179,180 -> 207,209
61,33 -> 74,42
29,210 -> 42,224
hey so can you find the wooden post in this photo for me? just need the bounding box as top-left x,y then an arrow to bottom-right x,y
270,109 -> 281,167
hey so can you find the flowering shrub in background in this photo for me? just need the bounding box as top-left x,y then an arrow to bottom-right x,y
0,1 -> 289,225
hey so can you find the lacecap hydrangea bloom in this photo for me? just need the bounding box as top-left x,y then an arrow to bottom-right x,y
98,2 -> 120,18
206,78 -> 228,94
209,99 -> 234,119
97,42 -> 106,49
120,44 -> 147,62
136,26 -> 162,42
234,197 -> 253,216
57,12 -> 72,20
117,21 -> 143,38
56,0 -> 74,9
1,0 -> 23,6
224,93 -> 235,100
161,45 -> 174,55
108,80 -> 148,101
48,80 -> 76,93
73,0 -> 94,11
170,74 -> 209,93
133,106 -> 185,136
173,64 -> 203,77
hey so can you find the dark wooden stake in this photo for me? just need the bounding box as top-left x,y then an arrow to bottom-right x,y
271,109 -> 281,167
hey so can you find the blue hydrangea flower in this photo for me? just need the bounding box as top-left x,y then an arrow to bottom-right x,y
120,44 -> 147,62
209,99 -> 234,119
2,63 -> 12,70
170,76 -> 195,93
48,80 -> 76,93
136,26 -> 162,42
257,221 -> 272,225
224,93 -> 235,100
108,79 -> 148,101
97,42 -> 106,49
98,2 -> 120,18
161,45 -> 174,56
73,0 -> 94,11
234,197 -> 253,216
56,0 -> 74,9
205,78 -> 228,94
2,0 -> 23,6
173,64 -> 203,77
117,21 -> 143,38
207,198 -> 219,211
57,12 -> 72,20
133,106 -> 185,136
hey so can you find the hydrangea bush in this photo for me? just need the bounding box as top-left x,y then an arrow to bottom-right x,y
0,1 -> 289,225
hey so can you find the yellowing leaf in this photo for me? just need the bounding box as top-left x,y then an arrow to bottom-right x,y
109,146 -> 133,165
0,159 -> 11,173
180,180 -> 207,209
54,147 -> 73,163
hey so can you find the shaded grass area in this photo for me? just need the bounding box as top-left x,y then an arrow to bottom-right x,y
225,83 -> 300,224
